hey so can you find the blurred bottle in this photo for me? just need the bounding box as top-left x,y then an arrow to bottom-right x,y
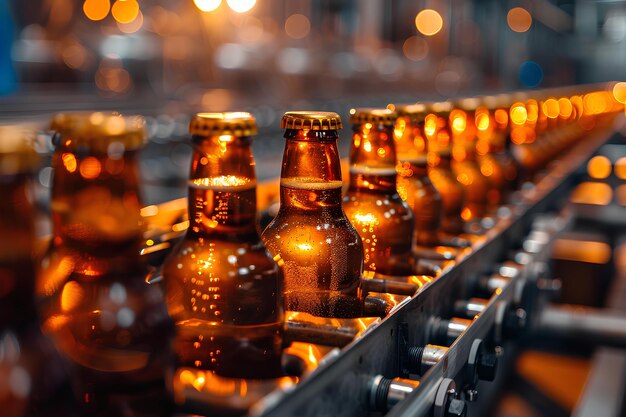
449,100 -> 490,222
163,112 -> 284,379
425,102 -> 466,235
476,96 -> 517,208
343,108 -> 414,275
36,113 -> 172,416
261,112 -> 364,318
393,103 -> 443,248
0,126 -> 68,417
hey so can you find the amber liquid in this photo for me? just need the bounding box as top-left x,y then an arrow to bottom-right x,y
262,179 -> 364,318
396,159 -> 443,248
164,180 -> 283,378
429,155 -> 465,235
452,158 -> 489,221
344,167 -> 414,275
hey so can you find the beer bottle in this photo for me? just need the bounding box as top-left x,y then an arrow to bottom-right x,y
425,102 -> 466,235
449,99 -> 490,221
163,112 -> 284,379
36,112 -> 172,415
476,96 -> 517,208
343,108 -> 415,276
393,103 -> 443,248
261,112 -> 364,318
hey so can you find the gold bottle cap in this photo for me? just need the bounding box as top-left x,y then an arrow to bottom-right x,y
393,103 -> 430,121
50,112 -> 146,152
349,108 -> 397,126
189,112 -> 257,137
429,101 -> 453,116
0,125 -> 39,175
281,111 -> 342,130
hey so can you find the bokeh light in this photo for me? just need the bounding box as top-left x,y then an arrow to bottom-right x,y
613,82 -> 626,104
507,7 -> 532,33
285,14 -> 311,39
542,98 -> 559,119
227,0 -> 256,13
111,0 -> 139,24
518,61 -> 543,88
415,9 -> 443,36
587,155 -> 612,179
83,0 -> 110,21
194,0 -> 222,13
614,157 -> 626,180
117,10 -> 143,33
402,36 -> 429,61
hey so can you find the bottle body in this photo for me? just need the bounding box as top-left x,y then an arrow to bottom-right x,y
262,126 -> 364,318
164,127 -> 283,378
343,116 -> 414,275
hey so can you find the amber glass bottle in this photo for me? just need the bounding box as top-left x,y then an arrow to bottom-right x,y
394,103 -> 443,248
163,112 -> 283,379
425,102 -> 466,235
342,108 -> 414,276
261,112 -> 364,318
449,100 -> 490,221
36,113 -> 172,415
476,96 -> 517,207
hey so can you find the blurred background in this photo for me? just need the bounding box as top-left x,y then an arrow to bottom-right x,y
1,0 -> 625,202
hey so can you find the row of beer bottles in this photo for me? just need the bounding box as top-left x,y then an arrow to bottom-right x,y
0,91 -> 621,414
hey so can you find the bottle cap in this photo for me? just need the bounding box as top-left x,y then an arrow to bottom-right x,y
393,103 -> 430,122
0,125 -> 39,174
189,112 -> 257,137
281,111 -> 342,130
50,112 -> 146,152
349,108 -> 397,126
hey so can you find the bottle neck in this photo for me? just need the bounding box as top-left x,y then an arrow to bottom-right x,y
187,135 -> 259,241
348,123 -> 398,194
279,129 -> 344,212
51,145 -> 144,257
395,118 -> 429,177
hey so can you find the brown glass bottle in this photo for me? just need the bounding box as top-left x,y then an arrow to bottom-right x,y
36,113 -> 172,415
425,102 -> 466,235
342,108 -> 414,276
261,112 -> 364,318
477,96 -> 517,207
394,103 -> 443,248
163,112 -> 283,379
449,101 -> 490,221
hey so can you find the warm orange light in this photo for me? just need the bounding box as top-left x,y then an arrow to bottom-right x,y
615,157 -> 626,180
612,82 -> 626,104
507,7 -> 532,33
553,239 -> 611,264
570,182 -> 612,205
616,185 -> 626,206
193,0 -> 221,12
526,100 -> 539,123
558,98 -> 573,119
451,110 -> 467,134
415,9 -> 443,36
542,99 -> 560,119
510,103 -> 527,125
285,14 -> 311,39
475,111 -> 490,131
62,153 -> 77,173
494,109 -> 508,127
587,156 -> 612,179
83,0 -> 110,21
227,0 -> 256,13
424,114 -> 438,137
111,0 -> 139,24
80,156 -> 102,179
583,92 -> 608,115
117,9 -> 143,33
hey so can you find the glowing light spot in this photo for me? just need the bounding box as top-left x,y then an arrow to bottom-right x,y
111,0 -> 139,24
83,0 -> 110,21
79,156 -> 102,179
542,98 -> 560,119
494,109 -> 508,127
117,9 -> 143,33
415,9 -> 443,37
507,7 -> 532,33
570,182 -> 612,205
227,0 -> 255,13
612,82 -> 626,104
475,112 -> 490,131
510,104 -> 528,125
194,0 -> 221,12
402,36 -> 429,61
297,243 -> 313,251
62,153 -> 77,173
353,213 -> 378,226
587,155 -> 612,179
363,141 -> 372,153
61,281 -> 83,312
285,14 -> 310,39
615,157 -> 626,180
558,98 -> 573,119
